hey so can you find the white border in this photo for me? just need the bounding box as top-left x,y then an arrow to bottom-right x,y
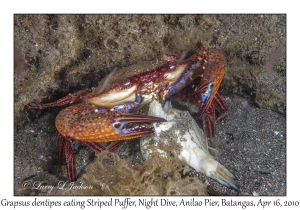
2,1 -> 297,209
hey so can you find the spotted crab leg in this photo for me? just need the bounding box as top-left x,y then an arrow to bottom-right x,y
28,89 -> 92,109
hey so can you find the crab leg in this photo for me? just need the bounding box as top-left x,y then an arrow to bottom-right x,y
58,134 -> 126,182
64,137 -> 76,182
57,134 -> 77,182
80,142 -> 107,153
81,141 -> 124,153
28,89 -> 92,109
198,49 -> 226,116
107,141 -> 125,152
194,81 -> 214,119
203,104 -> 216,138
213,93 -> 228,122
57,133 -> 66,164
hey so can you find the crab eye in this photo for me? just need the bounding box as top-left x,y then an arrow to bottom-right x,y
114,122 -> 120,128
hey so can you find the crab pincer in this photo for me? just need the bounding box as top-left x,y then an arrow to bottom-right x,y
55,103 -> 166,142
55,103 -> 165,181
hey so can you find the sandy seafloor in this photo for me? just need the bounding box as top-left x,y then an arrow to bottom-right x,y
14,14 -> 286,196
173,94 -> 286,196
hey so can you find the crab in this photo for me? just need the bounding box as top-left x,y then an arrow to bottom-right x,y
29,47 -> 228,182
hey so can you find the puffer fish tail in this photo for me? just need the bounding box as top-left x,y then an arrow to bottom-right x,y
210,163 -> 240,192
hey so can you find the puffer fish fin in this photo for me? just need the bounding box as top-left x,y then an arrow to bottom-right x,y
210,163 -> 240,192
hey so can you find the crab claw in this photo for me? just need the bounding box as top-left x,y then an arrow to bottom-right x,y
111,113 -> 166,138
55,104 -> 165,143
